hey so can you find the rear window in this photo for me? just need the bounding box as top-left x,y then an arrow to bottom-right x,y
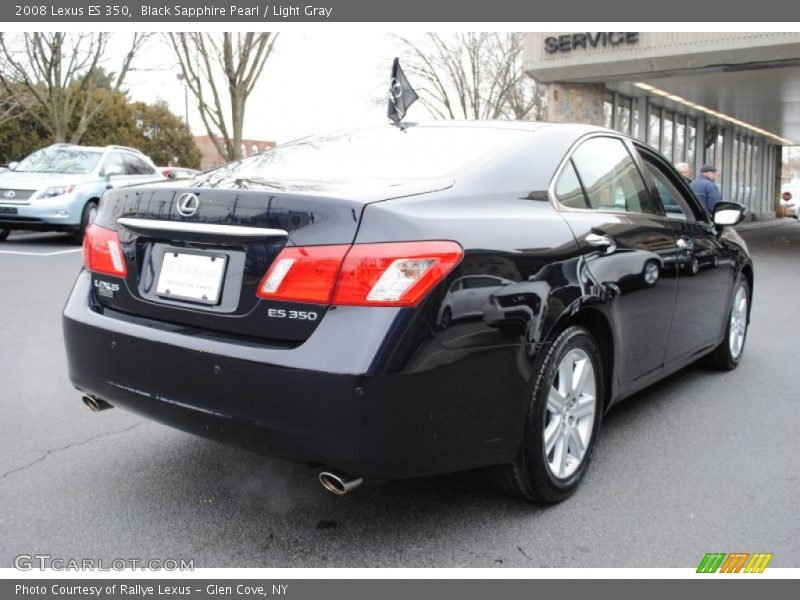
209,127 -> 531,181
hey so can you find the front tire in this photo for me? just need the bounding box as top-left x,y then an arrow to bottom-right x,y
0,228 -> 9,241
440,307 -> 452,330
489,325 -> 604,503
705,276 -> 750,370
73,201 -> 98,243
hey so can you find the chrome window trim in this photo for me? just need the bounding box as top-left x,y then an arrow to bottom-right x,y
547,131 -> 662,219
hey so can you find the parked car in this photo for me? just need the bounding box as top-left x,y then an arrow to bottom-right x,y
437,275 -> 514,329
160,167 -> 201,180
779,183 -> 800,218
63,122 -> 752,503
0,144 -> 163,242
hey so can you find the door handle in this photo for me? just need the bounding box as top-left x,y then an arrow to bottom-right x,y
585,232 -> 616,253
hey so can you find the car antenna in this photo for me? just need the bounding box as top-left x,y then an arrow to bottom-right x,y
387,57 -> 419,130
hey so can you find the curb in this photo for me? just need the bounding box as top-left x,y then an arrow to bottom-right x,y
735,218 -> 798,232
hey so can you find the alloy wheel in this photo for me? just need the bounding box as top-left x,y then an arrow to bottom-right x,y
544,348 -> 597,479
729,284 -> 748,360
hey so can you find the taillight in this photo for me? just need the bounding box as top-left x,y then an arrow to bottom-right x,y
333,242 -> 463,306
257,241 -> 463,307
83,223 -> 127,277
257,245 -> 350,303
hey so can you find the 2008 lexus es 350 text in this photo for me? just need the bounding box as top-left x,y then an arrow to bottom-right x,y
63,122 -> 752,503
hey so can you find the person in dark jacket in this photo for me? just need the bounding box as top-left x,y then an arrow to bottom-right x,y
691,164 -> 721,214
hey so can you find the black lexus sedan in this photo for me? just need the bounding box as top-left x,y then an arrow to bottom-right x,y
63,122 -> 752,503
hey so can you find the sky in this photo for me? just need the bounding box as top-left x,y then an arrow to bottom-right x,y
114,32 -> 421,145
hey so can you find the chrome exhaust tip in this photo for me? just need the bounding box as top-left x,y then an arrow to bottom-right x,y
82,395 -> 113,412
318,470 -> 363,495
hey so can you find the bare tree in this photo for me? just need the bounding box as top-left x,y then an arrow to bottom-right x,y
0,33 -> 148,143
167,33 -> 277,162
0,93 -> 19,127
395,33 -> 546,122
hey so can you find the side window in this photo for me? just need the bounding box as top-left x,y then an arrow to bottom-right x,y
570,137 -> 657,215
647,165 -> 689,221
124,154 -> 155,175
102,152 -> 127,175
474,276 -> 500,288
555,161 -> 589,209
639,151 -> 708,222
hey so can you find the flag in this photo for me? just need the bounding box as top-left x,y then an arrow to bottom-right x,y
387,58 -> 418,124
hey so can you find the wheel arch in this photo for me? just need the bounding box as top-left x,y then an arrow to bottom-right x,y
557,304 -> 617,412
740,262 -> 754,316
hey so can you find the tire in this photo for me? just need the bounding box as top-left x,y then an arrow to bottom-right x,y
688,256 -> 700,276
73,200 -> 98,243
704,276 -> 750,371
440,307 -> 452,330
0,228 -> 9,241
643,260 -> 660,286
488,325 -> 605,503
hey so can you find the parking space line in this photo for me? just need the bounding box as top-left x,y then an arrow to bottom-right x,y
0,249 -> 82,256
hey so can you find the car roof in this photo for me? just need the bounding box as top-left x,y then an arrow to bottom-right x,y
47,143 -> 147,156
410,119 -> 610,136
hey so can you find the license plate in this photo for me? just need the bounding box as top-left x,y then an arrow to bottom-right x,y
156,251 -> 227,304
0,206 -> 17,215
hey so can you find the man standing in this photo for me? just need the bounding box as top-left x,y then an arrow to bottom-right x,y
675,162 -> 693,184
691,164 -> 721,214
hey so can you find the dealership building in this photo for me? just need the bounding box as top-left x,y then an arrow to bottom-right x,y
524,32 -> 800,220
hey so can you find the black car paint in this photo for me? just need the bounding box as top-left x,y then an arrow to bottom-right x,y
63,122 -> 752,480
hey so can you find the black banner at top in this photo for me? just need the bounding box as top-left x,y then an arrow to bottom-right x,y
2,0 -> 799,22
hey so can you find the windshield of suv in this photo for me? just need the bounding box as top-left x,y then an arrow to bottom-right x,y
210,126 -> 532,182
13,147 -> 102,174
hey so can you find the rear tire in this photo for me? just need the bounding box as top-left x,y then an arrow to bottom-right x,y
73,201 -> 98,244
488,325 -> 604,503
704,276 -> 749,371
0,228 -> 9,241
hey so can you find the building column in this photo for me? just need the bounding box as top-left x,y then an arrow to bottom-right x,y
772,146 -> 782,219
633,96 -> 647,142
694,117 -> 705,178
721,126 -> 734,209
545,83 -> 606,125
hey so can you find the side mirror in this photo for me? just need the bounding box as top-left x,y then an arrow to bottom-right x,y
8,161 -> 18,170
104,165 -> 123,180
713,202 -> 747,227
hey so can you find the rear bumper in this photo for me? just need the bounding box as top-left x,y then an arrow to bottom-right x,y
63,270 -> 534,479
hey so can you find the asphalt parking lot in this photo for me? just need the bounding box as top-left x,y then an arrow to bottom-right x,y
1,223 -> 798,568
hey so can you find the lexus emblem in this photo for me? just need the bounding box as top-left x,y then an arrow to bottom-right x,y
176,193 -> 199,217
3,190 -> 15,199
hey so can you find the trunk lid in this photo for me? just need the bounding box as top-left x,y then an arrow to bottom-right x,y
89,176 -> 451,344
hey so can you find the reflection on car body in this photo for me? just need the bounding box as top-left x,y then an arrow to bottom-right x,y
437,275 -> 514,329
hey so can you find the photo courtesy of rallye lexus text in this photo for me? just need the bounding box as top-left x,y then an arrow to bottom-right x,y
62,120 -> 753,503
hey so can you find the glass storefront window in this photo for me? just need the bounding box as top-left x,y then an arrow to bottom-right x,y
662,113 -> 674,162
648,110 -> 660,149
687,119 -> 696,168
603,99 -> 613,129
617,100 -> 631,135
675,119 -> 685,163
